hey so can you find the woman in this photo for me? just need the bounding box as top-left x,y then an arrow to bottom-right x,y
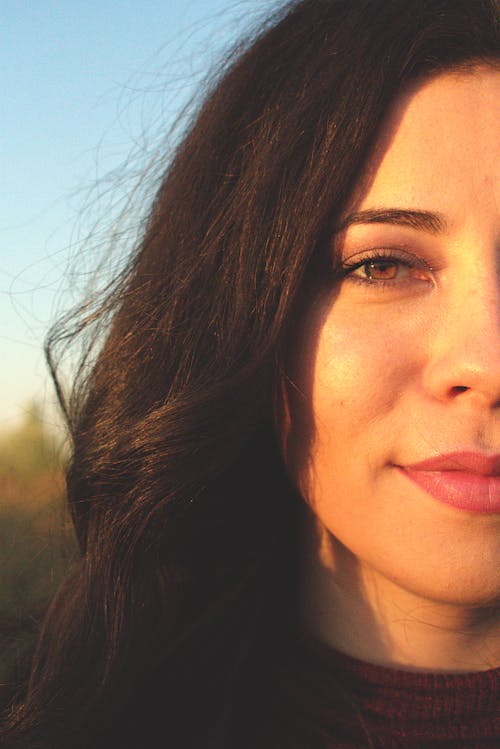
3,0 -> 499,747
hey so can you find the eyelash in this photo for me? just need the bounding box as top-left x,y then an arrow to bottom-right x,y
339,249 -> 433,289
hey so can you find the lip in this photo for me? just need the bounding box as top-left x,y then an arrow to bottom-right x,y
398,452 -> 500,513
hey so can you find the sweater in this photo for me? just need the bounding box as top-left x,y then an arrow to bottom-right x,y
259,631 -> 500,748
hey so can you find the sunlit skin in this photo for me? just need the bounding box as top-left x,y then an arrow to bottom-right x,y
280,68 -> 500,673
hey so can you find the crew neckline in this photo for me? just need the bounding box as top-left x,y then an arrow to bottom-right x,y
266,628 -> 500,747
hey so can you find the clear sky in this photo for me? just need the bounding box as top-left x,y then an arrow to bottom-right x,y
1,0 -> 274,431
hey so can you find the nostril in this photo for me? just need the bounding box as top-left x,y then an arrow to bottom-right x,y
450,386 -> 469,395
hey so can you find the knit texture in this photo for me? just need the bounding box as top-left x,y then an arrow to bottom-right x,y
261,631 -> 500,748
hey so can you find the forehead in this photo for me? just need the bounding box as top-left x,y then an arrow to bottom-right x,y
351,67 -> 500,219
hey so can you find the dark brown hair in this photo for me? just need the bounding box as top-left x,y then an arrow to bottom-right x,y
3,1 -> 499,747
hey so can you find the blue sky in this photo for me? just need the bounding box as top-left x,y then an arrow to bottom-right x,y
2,0 -> 273,431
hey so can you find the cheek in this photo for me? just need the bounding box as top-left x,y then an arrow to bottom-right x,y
281,300 -> 421,498
310,312 -> 411,438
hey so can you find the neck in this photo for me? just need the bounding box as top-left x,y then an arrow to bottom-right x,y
300,519 -> 500,673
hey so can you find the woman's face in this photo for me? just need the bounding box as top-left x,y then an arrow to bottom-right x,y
280,68 -> 500,623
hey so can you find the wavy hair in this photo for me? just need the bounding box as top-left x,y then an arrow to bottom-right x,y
3,1 -> 499,747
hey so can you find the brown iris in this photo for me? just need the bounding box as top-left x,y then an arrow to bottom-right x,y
364,260 -> 399,280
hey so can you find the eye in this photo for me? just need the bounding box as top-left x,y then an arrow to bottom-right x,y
354,258 -> 404,281
341,250 -> 433,288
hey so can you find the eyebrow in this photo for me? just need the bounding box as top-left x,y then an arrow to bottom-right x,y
337,208 -> 448,234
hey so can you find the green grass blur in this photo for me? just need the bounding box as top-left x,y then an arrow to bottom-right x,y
0,403 -> 78,693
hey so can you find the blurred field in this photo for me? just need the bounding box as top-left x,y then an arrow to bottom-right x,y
0,404 -> 78,691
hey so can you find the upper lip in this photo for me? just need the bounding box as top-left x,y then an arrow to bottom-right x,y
403,452 -> 500,477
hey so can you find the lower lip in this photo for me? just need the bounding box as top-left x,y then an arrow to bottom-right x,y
399,467 -> 500,513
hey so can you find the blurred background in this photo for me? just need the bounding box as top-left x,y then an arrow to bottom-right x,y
1,0 -> 273,686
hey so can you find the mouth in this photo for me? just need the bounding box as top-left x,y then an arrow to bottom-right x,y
397,452 -> 500,513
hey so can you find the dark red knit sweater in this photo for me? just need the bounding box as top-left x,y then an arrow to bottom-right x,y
261,631 -> 500,748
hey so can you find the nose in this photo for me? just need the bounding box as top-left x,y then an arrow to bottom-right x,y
422,273 -> 500,409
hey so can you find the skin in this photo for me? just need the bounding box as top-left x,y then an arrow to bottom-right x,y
280,67 -> 500,673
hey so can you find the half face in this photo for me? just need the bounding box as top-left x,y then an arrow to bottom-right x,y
280,68 -> 500,635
